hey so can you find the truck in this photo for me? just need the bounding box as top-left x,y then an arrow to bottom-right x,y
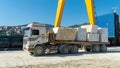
0,36 -> 23,50
0,26 -> 24,50
23,0 -> 109,56
23,23 -> 109,56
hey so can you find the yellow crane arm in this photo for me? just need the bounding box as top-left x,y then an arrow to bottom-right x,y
85,0 -> 96,25
54,0 -> 95,27
54,0 -> 65,28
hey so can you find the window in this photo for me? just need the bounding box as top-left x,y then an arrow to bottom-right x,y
32,30 -> 39,35
24,27 -> 30,37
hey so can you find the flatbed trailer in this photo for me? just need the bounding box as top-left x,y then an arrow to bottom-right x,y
27,39 -> 109,56
50,41 -> 109,45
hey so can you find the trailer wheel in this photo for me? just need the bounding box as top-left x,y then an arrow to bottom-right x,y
59,45 -> 69,54
70,45 -> 78,54
34,45 -> 45,56
92,45 -> 100,52
100,45 -> 107,52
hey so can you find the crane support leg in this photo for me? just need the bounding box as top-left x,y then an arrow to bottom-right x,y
85,0 -> 96,25
54,0 -> 65,28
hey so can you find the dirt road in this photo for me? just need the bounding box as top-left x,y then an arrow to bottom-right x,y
0,47 -> 120,68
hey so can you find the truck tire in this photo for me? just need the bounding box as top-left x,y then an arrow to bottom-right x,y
70,45 -> 78,54
84,46 -> 91,52
100,45 -> 107,52
59,45 -> 69,54
34,46 -> 45,56
92,45 -> 100,52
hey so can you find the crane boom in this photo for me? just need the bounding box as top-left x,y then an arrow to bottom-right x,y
54,0 -> 65,28
85,0 -> 96,25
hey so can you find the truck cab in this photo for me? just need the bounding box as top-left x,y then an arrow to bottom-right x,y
23,23 -> 47,51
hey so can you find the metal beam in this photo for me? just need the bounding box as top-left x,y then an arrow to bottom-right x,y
54,0 -> 65,28
85,0 -> 96,25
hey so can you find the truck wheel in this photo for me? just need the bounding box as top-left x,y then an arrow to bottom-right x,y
84,47 -> 91,52
92,45 -> 100,52
59,45 -> 69,54
100,45 -> 107,52
34,46 -> 45,56
70,45 -> 78,54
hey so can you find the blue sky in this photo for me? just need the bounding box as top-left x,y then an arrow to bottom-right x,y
0,0 -> 120,26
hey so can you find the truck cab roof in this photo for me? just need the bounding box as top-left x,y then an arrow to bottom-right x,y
27,22 -> 45,28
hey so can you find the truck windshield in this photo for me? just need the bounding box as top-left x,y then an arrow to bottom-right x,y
24,27 -> 30,37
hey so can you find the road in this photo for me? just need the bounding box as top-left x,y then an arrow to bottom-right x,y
0,47 -> 120,68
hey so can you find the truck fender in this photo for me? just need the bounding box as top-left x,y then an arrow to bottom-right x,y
33,42 -> 45,49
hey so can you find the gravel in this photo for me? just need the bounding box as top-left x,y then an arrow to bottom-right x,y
0,47 -> 120,68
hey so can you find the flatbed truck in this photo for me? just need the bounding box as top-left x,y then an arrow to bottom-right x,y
23,23 -> 109,56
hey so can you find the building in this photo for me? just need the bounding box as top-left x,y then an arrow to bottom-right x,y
96,12 -> 120,45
